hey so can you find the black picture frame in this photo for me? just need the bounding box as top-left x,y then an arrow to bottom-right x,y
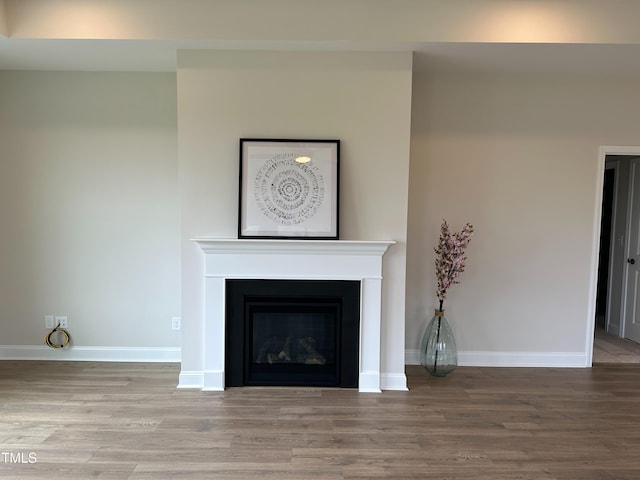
238,138 -> 340,239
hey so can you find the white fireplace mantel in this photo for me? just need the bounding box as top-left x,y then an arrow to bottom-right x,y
181,238 -> 395,392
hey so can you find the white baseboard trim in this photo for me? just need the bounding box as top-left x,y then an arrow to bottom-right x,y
177,369 -> 409,392
358,372 -> 382,393
202,370 -> 225,391
177,370 -> 204,389
0,345 -> 181,363
381,373 -> 408,391
405,349 -> 589,368
0,346 -> 589,369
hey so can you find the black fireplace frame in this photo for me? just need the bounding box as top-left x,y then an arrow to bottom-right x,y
225,279 -> 360,388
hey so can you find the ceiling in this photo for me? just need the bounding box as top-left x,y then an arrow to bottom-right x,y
3,0 -> 640,75
2,37 -> 640,76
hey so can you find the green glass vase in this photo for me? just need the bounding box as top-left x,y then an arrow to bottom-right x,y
420,309 -> 457,377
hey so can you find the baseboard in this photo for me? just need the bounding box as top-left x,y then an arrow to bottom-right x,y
381,372 -> 408,391
405,349 -> 589,368
0,345 -> 181,362
177,370 -> 204,389
0,345 -> 589,368
177,369 -> 409,391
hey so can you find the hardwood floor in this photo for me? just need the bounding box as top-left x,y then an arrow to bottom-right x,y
2,361 -> 640,479
593,327 -> 640,363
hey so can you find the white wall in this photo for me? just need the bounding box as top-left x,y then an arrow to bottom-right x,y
0,0 -> 7,36
0,71 -> 180,359
407,69 -> 640,366
4,55 -> 638,371
177,51 -> 412,384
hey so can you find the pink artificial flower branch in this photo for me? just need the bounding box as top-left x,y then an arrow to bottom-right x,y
435,220 -> 474,311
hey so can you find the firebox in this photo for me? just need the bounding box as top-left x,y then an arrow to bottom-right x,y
225,279 -> 360,387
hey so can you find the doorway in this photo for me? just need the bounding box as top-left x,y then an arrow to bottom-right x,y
595,167 -> 615,330
593,150 -> 640,363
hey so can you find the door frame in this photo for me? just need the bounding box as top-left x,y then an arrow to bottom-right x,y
589,146 -> 640,365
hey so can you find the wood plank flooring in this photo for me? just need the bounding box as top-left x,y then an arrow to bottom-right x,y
593,327 -> 640,363
1,361 -> 640,479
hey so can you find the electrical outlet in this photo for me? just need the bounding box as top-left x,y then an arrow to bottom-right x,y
171,317 -> 181,331
45,315 -> 54,329
55,316 -> 68,328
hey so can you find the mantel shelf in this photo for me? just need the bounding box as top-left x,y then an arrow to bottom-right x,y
191,238 -> 395,256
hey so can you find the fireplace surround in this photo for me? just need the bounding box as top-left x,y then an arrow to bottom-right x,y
184,238 -> 394,392
225,279 -> 360,387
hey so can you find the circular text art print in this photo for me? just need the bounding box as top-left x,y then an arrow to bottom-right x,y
254,153 -> 325,225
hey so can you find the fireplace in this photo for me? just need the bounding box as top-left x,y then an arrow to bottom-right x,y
226,279 -> 360,387
183,238 -> 394,392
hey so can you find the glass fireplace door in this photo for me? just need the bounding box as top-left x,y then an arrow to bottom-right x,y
246,302 -> 340,386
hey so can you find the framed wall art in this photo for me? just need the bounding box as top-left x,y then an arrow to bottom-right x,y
238,138 -> 340,239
